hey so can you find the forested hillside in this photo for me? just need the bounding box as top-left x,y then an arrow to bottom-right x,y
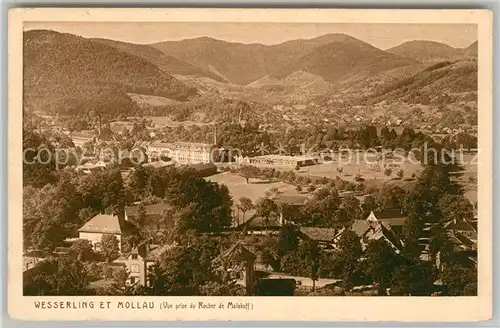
24,30 -> 197,116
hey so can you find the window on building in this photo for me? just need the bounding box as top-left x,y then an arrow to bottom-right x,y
131,264 -> 139,273
131,254 -> 138,260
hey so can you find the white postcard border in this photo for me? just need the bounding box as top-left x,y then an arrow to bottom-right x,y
7,8 -> 494,322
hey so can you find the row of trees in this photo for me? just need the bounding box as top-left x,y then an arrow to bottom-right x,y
24,232 -> 247,296
23,161 -> 233,252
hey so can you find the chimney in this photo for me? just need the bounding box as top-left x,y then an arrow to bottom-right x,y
213,124 -> 217,146
98,115 -> 102,136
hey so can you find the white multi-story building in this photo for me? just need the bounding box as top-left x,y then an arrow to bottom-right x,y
241,154 -> 319,168
147,141 -> 216,164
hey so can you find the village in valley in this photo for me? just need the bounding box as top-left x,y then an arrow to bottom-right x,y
23,23 -> 479,297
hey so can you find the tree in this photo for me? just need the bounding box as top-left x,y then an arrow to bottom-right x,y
339,195 -> 362,223
390,260 -> 436,296
127,164 -> 149,197
296,185 -> 303,193
122,234 -> 141,254
237,197 -> 254,224
396,169 -> 404,179
362,195 -> 380,217
441,264 -> 477,296
24,257 -> 91,296
302,190 -> 342,228
336,166 -> 344,176
147,169 -> 167,198
377,184 -> 406,210
438,194 -> 474,224
307,241 -> 321,291
199,281 -> 246,296
380,126 -> 391,145
240,165 -> 260,184
384,168 -> 392,179
428,223 -> 455,266
88,262 -> 102,280
78,168 -> 126,214
102,265 -> 114,279
23,129 -> 58,188
255,198 -> 278,229
114,267 -> 130,286
338,230 -> 363,258
69,239 -> 94,261
102,267 -> 147,296
149,236 -> 220,295
276,224 -> 300,257
335,230 -> 364,289
364,239 -> 401,294
23,183 -> 80,252
163,168 -> 233,232
100,235 -> 120,263
269,187 -> 280,196
78,207 -> 99,225
82,141 -> 94,156
354,174 -> 364,182
280,240 -> 322,283
135,202 -> 147,227
307,185 -> 316,193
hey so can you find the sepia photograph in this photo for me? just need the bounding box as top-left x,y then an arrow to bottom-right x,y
7,8 -> 493,322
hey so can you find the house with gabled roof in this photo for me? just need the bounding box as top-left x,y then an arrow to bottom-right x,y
444,219 -> 477,243
78,214 -> 123,251
214,242 -> 257,295
333,214 -> 404,254
366,209 -> 407,235
114,240 -> 177,286
299,227 -> 338,249
125,203 -> 174,231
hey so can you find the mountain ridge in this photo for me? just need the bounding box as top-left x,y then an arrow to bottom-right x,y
153,33 -> 421,85
24,29 -> 197,116
387,40 -> 478,62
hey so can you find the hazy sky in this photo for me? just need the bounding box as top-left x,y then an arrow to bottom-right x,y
24,22 -> 477,49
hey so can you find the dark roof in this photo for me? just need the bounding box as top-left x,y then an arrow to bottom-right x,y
450,232 -> 476,250
190,163 -> 217,171
89,279 -> 115,289
144,161 -> 175,169
272,195 -> 308,206
78,214 -> 122,234
246,215 -> 281,228
379,218 -> 407,228
219,242 -> 256,263
351,220 -> 371,237
349,220 -> 402,252
373,209 -> 406,219
379,224 -> 403,251
445,220 -> 476,232
145,244 -> 177,261
300,227 -> 337,242
125,203 -> 171,217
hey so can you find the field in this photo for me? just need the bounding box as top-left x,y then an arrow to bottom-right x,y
207,172 -> 301,203
206,172 -> 304,225
133,116 -> 216,128
221,151 -> 478,206
453,153 -> 478,205
295,153 -> 423,183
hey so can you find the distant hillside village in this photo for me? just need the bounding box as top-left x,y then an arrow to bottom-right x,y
22,111 -> 478,297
